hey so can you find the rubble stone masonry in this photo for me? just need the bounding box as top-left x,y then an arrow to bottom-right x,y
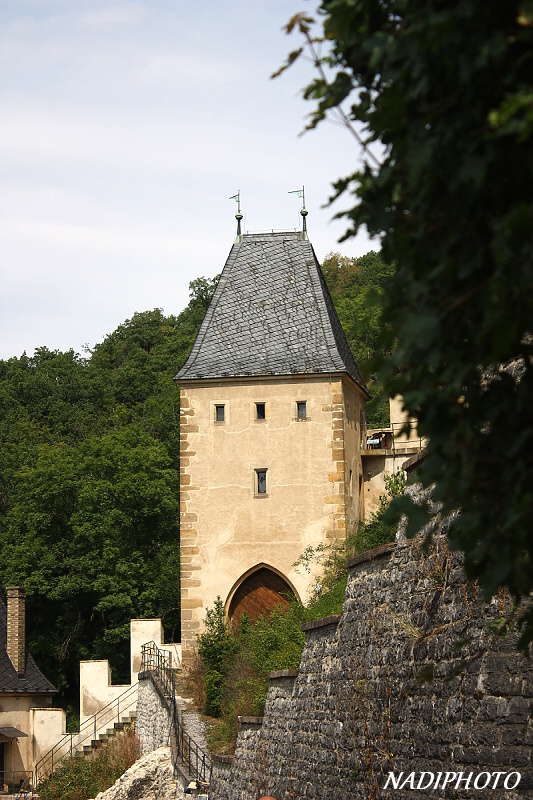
209,533 -> 533,799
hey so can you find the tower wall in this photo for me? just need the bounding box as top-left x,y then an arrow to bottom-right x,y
179,375 -> 365,662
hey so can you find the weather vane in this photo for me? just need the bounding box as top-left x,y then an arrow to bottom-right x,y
229,191 -> 243,238
289,186 -> 308,237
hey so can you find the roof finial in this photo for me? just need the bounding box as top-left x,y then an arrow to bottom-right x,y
229,191 -> 243,240
289,185 -> 308,239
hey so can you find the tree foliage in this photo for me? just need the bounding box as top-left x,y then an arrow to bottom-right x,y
281,2 -> 533,645
0,279 -> 217,709
321,250 -> 395,425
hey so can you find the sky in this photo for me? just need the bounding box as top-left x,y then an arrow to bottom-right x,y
0,0 -> 376,360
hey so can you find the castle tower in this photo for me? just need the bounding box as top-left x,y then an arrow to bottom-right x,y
175,229 -> 369,662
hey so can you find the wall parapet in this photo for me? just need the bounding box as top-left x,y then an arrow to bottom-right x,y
301,614 -> 340,632
268,669 -> 299,679
237,716 -> 264,726
346,540 -> 395,570
212,754 -> 234,765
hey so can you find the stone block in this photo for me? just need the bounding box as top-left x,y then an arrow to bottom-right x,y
180,424 -> 199,433
181,598 -> 204,609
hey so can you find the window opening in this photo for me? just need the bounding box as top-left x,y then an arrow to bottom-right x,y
349,469 -> 353,498
256,402 -> 266,420
297,401 -> 307,420
256,469 -> 267,495
215,404 -> 225,422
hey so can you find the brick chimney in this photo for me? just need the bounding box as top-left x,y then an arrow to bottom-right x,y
6,586 -> 26,676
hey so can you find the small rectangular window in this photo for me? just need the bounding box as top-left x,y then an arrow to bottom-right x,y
256,469 -> 267,495
297,401 -> 307,420
215,404 -> 225,422
256,402 -> 266,420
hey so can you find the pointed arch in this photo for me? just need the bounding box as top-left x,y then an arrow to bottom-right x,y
226,564 -> 299,626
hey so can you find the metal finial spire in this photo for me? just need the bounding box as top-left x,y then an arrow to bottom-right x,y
288,186 -> 308,239
229,191 -> 243,239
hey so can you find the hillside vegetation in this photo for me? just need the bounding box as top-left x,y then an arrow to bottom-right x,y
0,252 -> 391,717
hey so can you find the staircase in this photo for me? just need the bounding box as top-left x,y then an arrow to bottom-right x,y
79,711 -> 137,757
140,642 -> 212,788
34,683 -> 138,785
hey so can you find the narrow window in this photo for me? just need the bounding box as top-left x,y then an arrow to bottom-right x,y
349,469 -> 353,498
256,469 -> 267,495
215,404 -> 225,422
297,401 -> 307,420
256,402 -> 266,420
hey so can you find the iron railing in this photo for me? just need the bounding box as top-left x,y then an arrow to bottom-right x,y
0,770 -> 33,797
14,772 -> 33,798
141,641 -> 212,786
364,420 -> 425,455
34,682 -> 138,785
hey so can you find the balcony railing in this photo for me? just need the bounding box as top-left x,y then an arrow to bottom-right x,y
362,420 -> 425,456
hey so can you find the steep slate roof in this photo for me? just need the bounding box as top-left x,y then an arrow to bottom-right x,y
0,596 -> 57,694
175,231 -> 369,395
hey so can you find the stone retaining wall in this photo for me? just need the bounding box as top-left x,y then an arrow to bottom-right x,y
136,671 -> 172,755
209,534 -> 533,799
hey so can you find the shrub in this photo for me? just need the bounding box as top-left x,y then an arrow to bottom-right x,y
37,729 -> 140,800
197,598 -> 238,716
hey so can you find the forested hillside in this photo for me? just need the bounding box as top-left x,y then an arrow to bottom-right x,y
0,253 -> 390,717
321,250 -> 395,426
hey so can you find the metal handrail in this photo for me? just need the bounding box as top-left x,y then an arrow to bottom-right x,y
2,770 -> 33,797
141,641 -> 212,785
34,682 -> 138,785
364,420 -> 424,454
13,772 -> 33,798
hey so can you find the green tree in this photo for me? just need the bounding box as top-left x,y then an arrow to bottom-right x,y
0,276 -> 218,709
280,2 -> 533,646
1,426 -> 180,697
321,250 -> 396,425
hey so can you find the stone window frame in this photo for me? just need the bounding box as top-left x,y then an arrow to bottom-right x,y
211,401 -> 229,425
255,402 -> 267,421
255,468 -> 268,497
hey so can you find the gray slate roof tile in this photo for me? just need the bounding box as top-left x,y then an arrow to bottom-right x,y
175,232 -> 369,395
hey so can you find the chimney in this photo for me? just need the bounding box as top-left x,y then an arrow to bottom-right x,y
6,586 -> 26,676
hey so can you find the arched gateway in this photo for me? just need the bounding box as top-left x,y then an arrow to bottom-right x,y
227,566 -> 298,626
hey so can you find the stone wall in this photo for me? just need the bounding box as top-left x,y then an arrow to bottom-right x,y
137,672 -> 172,756
209,534 -> 533,799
